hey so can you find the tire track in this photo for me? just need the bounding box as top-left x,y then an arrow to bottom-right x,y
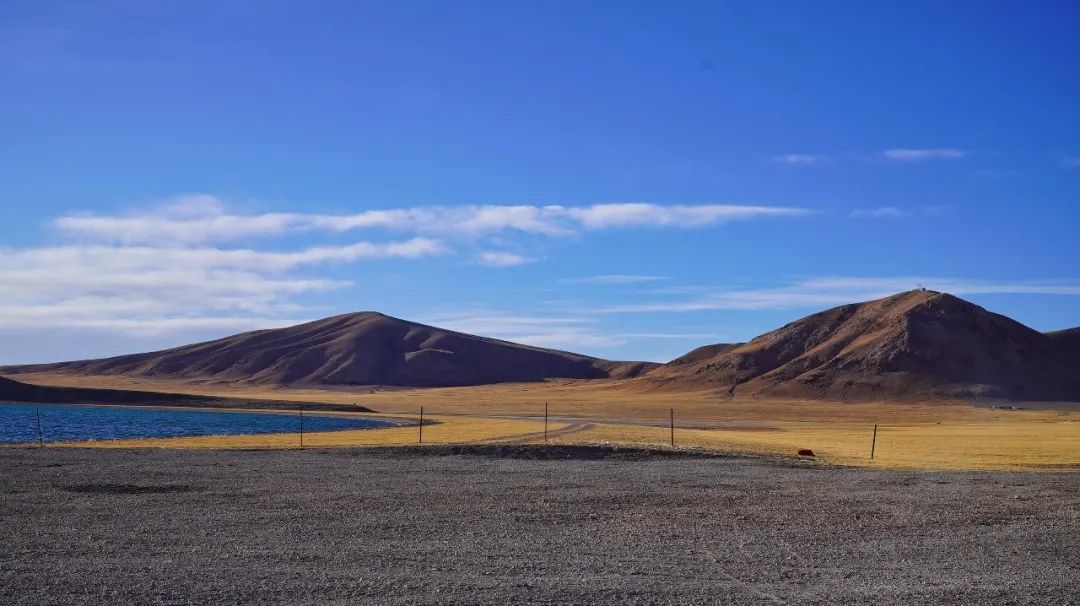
482,421 -> 596,445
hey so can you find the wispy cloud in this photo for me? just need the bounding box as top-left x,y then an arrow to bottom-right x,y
0,234 -> 446,335
1,195 -> 815,340
0,311 -> 304,336
416,306 -> 730,354
419,309 -> 723,353
1063,156 -> 1080,169
849,205 -> 952,219
563,274 -> 667,285
621,332 -> 725,340
55,196 -> 811,245
0,191 -> 822,354
476,251 -> 536,267
420,311 -> 623,350
562,204 -> 808,229
54,195 -> 299,245
849,206 -> 905,219
5,239 -> 446,273
597,276 -> 1080,313
882,148 -> 969,162
772,154 -> 829,165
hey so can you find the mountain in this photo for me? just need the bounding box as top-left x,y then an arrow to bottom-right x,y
644,290 -> 1080,401
1,312 -> 657,388
1047,327 -> 1080,358
0,375 -> 375,411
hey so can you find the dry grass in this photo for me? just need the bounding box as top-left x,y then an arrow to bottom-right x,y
58,416 -> 550,450
548,419 -> 1080,471
16,372 -> 1080,471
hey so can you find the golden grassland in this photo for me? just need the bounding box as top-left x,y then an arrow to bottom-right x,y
13,372 -> 1080,471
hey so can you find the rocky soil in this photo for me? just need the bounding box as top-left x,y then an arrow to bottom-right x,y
2,446 -> 1077,605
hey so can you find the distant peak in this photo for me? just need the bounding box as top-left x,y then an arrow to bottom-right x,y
329,310 -> 390,320
876,288 -> 956,306
913,290 -> 965,305
294,310 -> 396,330
869,289 -> 978,317
895,288 -> 943,298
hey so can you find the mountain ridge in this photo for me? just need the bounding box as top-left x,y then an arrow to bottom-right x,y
1,312 -> 657,388
642,290 -> 1080,401
4,292 -> 1077,401
0,375 -> 377,412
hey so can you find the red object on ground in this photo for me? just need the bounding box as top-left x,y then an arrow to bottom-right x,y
797,449 -> 816,457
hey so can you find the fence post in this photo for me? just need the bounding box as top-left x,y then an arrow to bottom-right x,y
870,424 -> 878,460
299,407 -> 304,449
36,410 -> 44,447
670,408 -> 675,447
419,406 -> 424,444
544,402 -> 549,443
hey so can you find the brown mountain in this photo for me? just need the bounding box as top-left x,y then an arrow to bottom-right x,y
1,312 -> 656,388
0,375 -> 375,412
0,375 -> 193,407
644,290 -> 1080,401
1047,327 -> 1080,358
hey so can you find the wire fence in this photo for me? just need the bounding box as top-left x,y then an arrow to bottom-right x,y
2,401 -> 1076,471
3,401 -> 866,450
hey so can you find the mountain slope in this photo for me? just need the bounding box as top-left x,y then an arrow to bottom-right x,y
0,375 -> 376,411
0,375 -> 218,407
2,312 -> 656,388
644,290 -> 1080,401
1047,327 -> 1080,359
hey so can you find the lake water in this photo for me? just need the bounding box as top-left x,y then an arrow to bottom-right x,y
0,402 -> 393,444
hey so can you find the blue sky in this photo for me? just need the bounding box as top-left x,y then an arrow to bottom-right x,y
2,0 -> 1078,364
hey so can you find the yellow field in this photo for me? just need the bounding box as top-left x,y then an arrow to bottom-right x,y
14,372 -> 1080,471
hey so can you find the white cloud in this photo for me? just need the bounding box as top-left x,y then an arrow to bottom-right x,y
420,311 -> 624,351
797,276 -> 1080,297
476,251 -> 536,267
0,312 -> 303,336
54,195 -> 300,245
882,148 -> 969,162
597,276 -> 1080,313
563,203 -> 808,229
772,154 -> 829,165
3,195 -> 810,347
420,309 -> 724,353
621,332 -> 725,339
563,274 -> 668,284
848,205 -> 951,219
54,238 -> 437,270
55,197 -> 811,244
849,206 -> 905,219
316,206 -> 575,237
0,237 -> 446,335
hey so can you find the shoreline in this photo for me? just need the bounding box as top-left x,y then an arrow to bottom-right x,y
0,401 -> 417,448
1,378 -> 1076,472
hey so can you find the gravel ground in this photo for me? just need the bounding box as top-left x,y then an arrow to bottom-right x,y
1,446 -> 1077,605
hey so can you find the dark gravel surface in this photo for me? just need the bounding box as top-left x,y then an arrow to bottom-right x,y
1,446 -> 1077,605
